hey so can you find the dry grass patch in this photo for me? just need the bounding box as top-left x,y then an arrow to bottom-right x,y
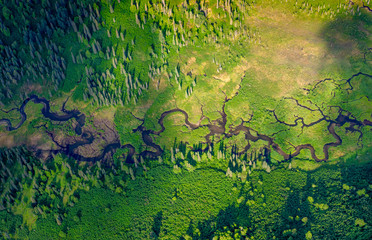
244,6 -> 346,97
0,132 -> 15,147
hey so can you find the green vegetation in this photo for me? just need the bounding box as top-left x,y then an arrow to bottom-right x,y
0,0 -> 371,239
1,147 -> 371,239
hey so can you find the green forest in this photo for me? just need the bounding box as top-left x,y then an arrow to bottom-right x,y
0,0 -> 371,239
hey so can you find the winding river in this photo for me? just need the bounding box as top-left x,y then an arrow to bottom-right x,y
0,90 -> 370,164
0,95 -> 136,163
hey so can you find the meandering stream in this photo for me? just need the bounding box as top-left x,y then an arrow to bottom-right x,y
0,91 -> 370,164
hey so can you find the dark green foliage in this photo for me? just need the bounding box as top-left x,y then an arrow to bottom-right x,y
321,11 -> 372,54
1,150 -> 371,239
0,147 -> 40,211
0,0 -> 103,105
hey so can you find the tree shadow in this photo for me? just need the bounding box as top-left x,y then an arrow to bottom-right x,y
196,204 -> 251,240
339,159 -> 372,239
320,10 -> 372,59
274,174 -> 313,240
180,183 -> 251,240
151,211 -> 163,239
